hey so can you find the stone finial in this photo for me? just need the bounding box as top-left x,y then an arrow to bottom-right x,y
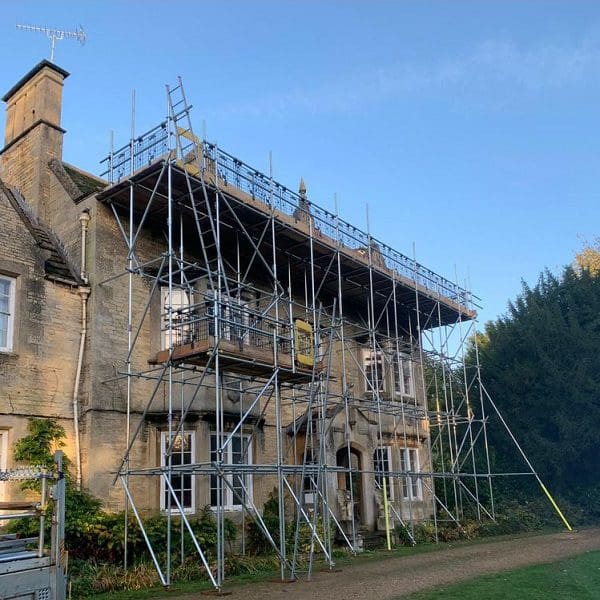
294,176 -> 317,230
299,177 -> 307,198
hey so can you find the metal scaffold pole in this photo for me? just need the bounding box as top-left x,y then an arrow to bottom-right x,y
98,75 -> 572,593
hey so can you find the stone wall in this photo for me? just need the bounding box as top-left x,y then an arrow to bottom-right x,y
0,187 -> 80,499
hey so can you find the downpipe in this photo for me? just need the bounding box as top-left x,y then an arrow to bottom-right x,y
73,209 -> 90,491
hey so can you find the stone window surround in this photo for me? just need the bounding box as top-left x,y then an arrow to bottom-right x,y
0,264 -> 21,354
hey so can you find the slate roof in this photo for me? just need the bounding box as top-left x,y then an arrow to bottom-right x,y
0,180 -> 81,285
49,159 -> 106,202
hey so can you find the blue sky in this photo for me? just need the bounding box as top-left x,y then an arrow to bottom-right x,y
2,1 -> 600,326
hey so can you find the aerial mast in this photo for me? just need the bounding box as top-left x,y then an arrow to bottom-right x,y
16,24 -> 86,63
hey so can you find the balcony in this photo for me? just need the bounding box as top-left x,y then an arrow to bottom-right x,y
149,302 -> 323,383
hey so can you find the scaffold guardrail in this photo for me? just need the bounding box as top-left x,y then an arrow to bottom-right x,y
100,123 -> 477,311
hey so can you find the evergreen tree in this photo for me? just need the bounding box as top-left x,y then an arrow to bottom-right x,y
473,266 -> 600,512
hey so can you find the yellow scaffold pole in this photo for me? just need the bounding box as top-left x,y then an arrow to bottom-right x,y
382,478 -> 392,550
481,383 -> 572,531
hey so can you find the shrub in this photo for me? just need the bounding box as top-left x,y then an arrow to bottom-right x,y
245,488 -> 325,556
245,491 -> 281,554
8,418 -> 236,565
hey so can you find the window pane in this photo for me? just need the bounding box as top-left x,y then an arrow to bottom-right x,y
162,431 -> 194,511
0,315 -> 7,348
374,448 -> 392,499
0,284 -> 9,314
399,449 -> 420,500
393,355 -> 401,394
210,482 -> 219,507
231,435 -> 241,457
393,353 -> 414,397
400,449 -> 409,499
0,278 -> 11,351
364,350 -> 384,392
232,474 -> 246,504
211,432 -> 251,508
403,360 -> 413,396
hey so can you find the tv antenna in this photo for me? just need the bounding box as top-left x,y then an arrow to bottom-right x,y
16,24 -> 86,63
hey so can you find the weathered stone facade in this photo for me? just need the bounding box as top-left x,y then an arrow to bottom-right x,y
0,60 -> 442,533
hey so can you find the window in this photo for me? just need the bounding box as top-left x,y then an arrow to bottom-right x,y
393,352 -> 414,398
373,447 -> 394,500
160,431 -> 195,513
225,300 -> 251,346
205,292 -> 251,346
161,287 -> 191,349
362,348 -> 385,394
210,432 -> 252,509
0,276 -> 16,352
399,447 -> 421,500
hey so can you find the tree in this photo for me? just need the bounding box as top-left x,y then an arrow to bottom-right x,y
575,239 -> 600,275
472,266 -> 600,513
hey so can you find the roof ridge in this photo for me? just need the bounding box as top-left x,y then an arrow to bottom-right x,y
61,161 -> 106,185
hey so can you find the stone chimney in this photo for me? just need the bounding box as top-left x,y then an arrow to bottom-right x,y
0,60 -> 69,218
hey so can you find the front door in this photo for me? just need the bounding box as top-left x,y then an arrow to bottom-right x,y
337,447 -> 363,523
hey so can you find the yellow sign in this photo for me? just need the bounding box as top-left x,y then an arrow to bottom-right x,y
294,319 -> 314,367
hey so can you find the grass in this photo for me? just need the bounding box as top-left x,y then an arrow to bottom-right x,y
403,551 -> 600,600
89,529 -> 567,600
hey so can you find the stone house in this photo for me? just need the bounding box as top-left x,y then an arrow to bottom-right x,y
0,60 -> 475,541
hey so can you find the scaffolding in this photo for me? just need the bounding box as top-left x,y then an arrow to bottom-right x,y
97,79 -> 570,591
0,452 -> 67,599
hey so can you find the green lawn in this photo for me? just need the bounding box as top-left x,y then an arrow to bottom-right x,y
404,551 -> 600,600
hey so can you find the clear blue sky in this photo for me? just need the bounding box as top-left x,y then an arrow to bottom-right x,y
2,1 -> 599,326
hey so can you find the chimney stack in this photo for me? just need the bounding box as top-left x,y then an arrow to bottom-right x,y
0,60 -> 69,218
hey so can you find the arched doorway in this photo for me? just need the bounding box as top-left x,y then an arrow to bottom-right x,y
336,446 -> 363,523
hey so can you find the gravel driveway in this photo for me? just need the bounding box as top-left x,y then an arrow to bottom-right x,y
165,528 -> 600,599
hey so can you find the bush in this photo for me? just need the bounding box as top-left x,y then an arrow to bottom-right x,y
8,418 -> 236,565
245,491 -> 281,554
71,553 -> 283,597
69,506 -> 236,563
245,488 -> 325,556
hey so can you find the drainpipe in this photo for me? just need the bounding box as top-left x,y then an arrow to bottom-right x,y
73,209 -> 91,491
